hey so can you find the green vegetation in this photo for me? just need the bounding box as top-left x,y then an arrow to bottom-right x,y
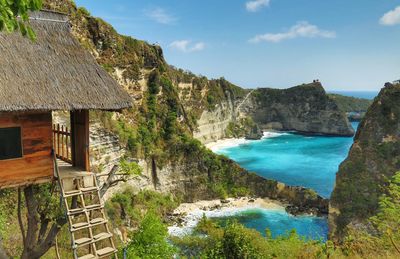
226,117 -> 257,138
105,188 -> 180,228
126,212 -> 176,259
8,2 -> 397,258
172,216 -> 325,258
328,94 -> 372,113
0,0 -> 42,40
331,84 -> 400,238
171,179 -> 400,259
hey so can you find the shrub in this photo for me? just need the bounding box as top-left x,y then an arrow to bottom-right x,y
126,212 -> 176,258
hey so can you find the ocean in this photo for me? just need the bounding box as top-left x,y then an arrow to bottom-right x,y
210,122 -> 359,240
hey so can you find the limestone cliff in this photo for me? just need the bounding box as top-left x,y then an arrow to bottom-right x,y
43,0 -> 335,215
329,83 -> 400,239
241,83 -> 354,136
193,97 -> 235,144
193,83 -> 355,144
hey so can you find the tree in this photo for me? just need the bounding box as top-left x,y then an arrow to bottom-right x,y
370,172 -> 400,254
16,160 -> 141,259
126,211 -> 175,259
0,0 -> 42,40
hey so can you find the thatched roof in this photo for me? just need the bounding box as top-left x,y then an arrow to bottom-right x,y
0,10 -> 132,112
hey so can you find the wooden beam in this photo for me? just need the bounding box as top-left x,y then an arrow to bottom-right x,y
70,110 -> 90,171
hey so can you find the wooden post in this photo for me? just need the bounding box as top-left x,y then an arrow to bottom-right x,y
61,125 -> 65,159
53,124 -> 56,155
70,110 -> 90,171
66,127 -> 69,162
57,124 -> 60,158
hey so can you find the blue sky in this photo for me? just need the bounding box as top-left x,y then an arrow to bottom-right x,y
75,0 -> 400,91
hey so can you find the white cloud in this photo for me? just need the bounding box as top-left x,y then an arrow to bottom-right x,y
249,21 -> 336,43
146,7 -> 177,25
246,0 -> 270,12
169,40 -> 205,53
380,6 -> 400,26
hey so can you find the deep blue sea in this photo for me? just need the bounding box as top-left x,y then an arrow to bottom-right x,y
212,122 -> 359,241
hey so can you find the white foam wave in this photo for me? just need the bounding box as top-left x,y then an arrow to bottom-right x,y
262,131 -> 288,139
207,131 -> 289,152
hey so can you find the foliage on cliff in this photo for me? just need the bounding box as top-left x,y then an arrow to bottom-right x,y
249,83 -> 354,136
328,94 -> 372,113
330,83 -> 400,239
39,0 -> 278,205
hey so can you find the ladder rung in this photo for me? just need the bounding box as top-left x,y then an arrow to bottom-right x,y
85,204 -> 102,210
74,237 -> 92,246
80,186 -> 98,193
78,254 -> 96,259
60,172 -> 94,179
67,209 -> 85,216
71,222 -> 89,231
93,232 -> 112,241
97,247 -> 116,257
69,207 -> 85,214
67,205 -> 104,216
64,189 -> 81,197
91,218 -> 108,227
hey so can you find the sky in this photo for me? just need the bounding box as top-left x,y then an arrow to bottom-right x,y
74,0 -> 400,91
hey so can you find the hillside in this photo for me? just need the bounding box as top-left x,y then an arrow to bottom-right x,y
242,83 -> 355,136
40,0 -> 350,206
330,82 -> 400,239
39,0 -> 332,214
328,94 -> 373,113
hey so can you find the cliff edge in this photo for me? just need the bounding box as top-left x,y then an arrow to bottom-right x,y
329,82 -> 400,240
242,82 -> 355,136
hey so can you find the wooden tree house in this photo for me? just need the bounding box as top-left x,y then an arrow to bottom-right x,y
0,10 -> 132,258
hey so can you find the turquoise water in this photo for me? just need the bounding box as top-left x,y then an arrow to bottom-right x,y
217,122 -> 359,198
212,122 -> 359,240
212,209 -> 328,241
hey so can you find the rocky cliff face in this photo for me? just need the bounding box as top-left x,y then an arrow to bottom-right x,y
193,98 -> 236,144
329,83 -> 400,240
44,0 -> 335,215
240,83 -> 354,136
192,82 -> 354,144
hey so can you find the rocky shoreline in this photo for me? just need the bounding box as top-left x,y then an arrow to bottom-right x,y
168,197 -> 286,236
167,196 -> 328,237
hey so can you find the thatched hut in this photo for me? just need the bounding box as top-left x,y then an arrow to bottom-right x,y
0,10 -> 132,188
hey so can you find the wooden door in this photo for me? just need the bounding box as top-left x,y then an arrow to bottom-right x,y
70,110 -> 90,171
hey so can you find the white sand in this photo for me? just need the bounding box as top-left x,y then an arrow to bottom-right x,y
168,197 -> 286,237
205,138 -> 249,152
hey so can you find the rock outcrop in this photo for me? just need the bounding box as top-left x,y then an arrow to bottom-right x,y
241,83 -> 354,136
193,99 -> 236,144
108,153 -> 328,215
193,82 -> 355,143
329,83 -> 400,240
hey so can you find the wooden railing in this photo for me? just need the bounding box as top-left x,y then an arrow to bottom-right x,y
53,124 -> 72,164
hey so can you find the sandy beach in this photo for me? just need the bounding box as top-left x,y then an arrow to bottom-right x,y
168,197 -> 286,237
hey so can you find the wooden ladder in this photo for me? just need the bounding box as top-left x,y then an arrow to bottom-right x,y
54,157 -> 118,259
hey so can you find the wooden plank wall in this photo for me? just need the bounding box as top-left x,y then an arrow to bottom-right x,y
0,112 -> 53,188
